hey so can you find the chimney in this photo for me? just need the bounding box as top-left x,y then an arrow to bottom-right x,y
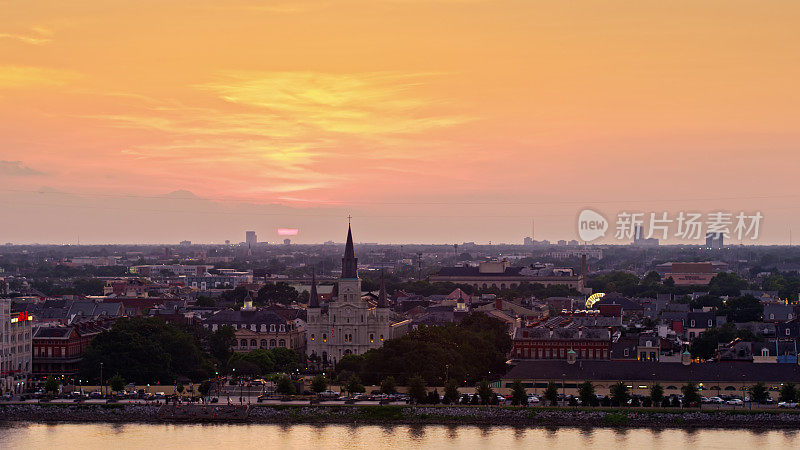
581,254 -> 587,278
549,326 -> 554,338
578,326 -> 583,339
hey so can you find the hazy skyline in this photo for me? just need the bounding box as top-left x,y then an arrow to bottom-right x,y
2,1 -> 799,244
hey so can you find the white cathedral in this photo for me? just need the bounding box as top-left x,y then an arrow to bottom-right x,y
306,225 -> 408,364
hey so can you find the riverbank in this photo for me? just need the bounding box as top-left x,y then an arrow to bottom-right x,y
2,404 -> 800,429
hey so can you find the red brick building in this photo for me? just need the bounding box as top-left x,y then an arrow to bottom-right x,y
32,320 -> 110,379
512,326 -> 612,360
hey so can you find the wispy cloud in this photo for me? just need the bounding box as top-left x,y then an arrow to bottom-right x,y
0,27 -> 53,45
0,160 -> 44,176
85,71 -> 471,197
0,65 -> 79,89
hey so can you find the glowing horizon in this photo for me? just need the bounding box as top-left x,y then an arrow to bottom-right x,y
1,1 -> 799,244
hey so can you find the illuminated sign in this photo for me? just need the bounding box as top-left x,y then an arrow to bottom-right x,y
10,311 -> 31,323
585,292 -> 605,309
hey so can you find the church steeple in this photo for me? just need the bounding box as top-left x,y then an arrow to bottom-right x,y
341,224 -> 358,279
309,269 -> 320,308
377,270 -> 388,309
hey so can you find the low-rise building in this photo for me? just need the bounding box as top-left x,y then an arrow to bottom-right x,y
1,300 -> 33,393
202,297 -> 305,354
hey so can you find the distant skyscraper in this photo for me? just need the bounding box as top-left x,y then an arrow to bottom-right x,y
706,232 -> 724,249
634,224 -> 643,241
246,231 -> 257,246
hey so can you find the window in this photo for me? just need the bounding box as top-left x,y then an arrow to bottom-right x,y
787,329 -> 791,336
708,319 -> 713,327
269,339 -> 277,348
623,348 -> 629,357
270,324 -> 276,332
770,314 -> 775,320
260,339 -> 267,348
279,324 -> 285,332
690,320 -> 696,327
250,339 -> 257,347
240,339 -> 247,348
761,348 -> 769,357
278,339 -> 286,347
311,334 -> 315,341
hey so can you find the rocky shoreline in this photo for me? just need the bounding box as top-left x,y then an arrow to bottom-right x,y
2,404 -> 800,430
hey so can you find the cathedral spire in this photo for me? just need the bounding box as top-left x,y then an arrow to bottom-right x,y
341,224 -> 358,279
377,270 -> 388,308
309,268 -> 320,308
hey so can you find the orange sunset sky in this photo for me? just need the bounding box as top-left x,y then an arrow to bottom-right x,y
1,0 -> 799,244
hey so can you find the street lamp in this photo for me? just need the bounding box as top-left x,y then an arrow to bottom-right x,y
100,363 -> 104,397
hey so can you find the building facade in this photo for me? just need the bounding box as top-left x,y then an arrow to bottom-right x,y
1,300 -> 33,393
306,225 -> 408,364
202,297 -> 305,354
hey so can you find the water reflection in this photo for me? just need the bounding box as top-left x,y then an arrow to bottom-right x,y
1,423 -> 798,450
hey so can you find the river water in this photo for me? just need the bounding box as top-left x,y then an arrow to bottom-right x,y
1,423 -> 798,449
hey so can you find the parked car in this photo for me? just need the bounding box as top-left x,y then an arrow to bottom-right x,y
778,401 -> 800,408
527,394 -> 540,403
726,398 -> 744,406
318,390 -> 340,399
708,397 -> 724,404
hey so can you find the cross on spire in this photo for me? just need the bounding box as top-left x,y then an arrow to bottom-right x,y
347,214 -> 352,224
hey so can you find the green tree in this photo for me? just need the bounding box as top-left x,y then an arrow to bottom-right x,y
511,379 -> 528,406
380,376 -> 397,395
779,382 -> 797,402
443,379 -> 460,404
407,375 -> 427,404
721,295 -> 764,323
276,375 -> 296,395
690,330 -> 721,360
109,374 -> 125,393
708,272 -> 748,297
80,317 -> 206,384
198,381 -> 212,397
578,381 -> 595,407
610,382 -> 630,406
749,382 -> 769,404
650,383 -> 664,406
344,374 -> 365,396
256,282 -> 299,305
44,376 -> 59,395
208,325 -> 236,366
228,349 -> 275,375
544,381 -> 559,406
476,379 -> 494,405
311,375 -> 328,394
342,313 -> 511,386
681,382 -> 701,407
268,347 -> 301,373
